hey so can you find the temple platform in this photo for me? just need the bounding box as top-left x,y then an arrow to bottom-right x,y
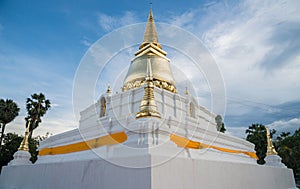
0,154 -> 296,189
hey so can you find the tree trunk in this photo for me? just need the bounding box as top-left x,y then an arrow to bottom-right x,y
0,123 -> 6,150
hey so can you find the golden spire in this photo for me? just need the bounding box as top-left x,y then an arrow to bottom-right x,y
139,7 -> 161,49
106,84 -> 111,94
266,127 -> 278,155
136,58 -> 161,119
18,123 -> 30,151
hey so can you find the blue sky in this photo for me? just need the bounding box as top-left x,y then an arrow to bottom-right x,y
1,0 -> 300,138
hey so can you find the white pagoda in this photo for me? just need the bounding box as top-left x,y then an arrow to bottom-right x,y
0,9 -> 297,189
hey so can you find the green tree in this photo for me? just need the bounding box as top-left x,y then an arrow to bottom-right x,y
275,128 -> 300,179
0,133 -> 40,172
245,123 -> 276,164
0,99 -> 20,149
25,93 -> 51,138
215,115 -> 226,133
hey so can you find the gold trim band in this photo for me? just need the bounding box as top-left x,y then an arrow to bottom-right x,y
123,79 -> 177,93
39,132 -> 127,156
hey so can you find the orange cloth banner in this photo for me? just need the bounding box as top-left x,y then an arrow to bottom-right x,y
39,132 -> 127,156
170,134 -> 258,160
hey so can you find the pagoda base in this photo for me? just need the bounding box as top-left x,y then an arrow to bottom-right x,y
0,154 -> 296,189
8,150 -> 32,166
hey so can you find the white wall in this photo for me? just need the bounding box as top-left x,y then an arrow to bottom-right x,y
0,155 -> 296,189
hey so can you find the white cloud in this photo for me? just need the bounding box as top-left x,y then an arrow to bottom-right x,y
97,11 -> 139,32
170,9 -> 199,29
202,0 -> 300,104
5,112 -> 77,137
80,38 -> 92,47
267,118 -> 300,135
226,126 -> 248,139
164,0 -> 300,137
203,0 -> 300,64
226,117 -> 300,139
169,0 -> 300,111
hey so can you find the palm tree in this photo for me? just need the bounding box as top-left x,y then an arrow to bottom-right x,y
25,93 -> 51,138
0,99 -> 20,149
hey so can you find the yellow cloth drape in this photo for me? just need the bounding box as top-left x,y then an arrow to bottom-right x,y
170,134 -> 258,159
39,131 -> 127,156
38,131 -> 257,159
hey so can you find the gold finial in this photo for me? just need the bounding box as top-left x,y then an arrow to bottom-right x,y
266,127 -> 278,155
185,86 -> 189,95
106,84 -> 111,94
18,122 -> 30,151
136,59 -> 161,119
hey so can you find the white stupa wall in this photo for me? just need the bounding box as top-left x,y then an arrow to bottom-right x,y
35,84 -> 256,165
1,155 -> 296,189
36,113 -> 257,166
151,155 -> 297,189
79,86 -> 217,131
